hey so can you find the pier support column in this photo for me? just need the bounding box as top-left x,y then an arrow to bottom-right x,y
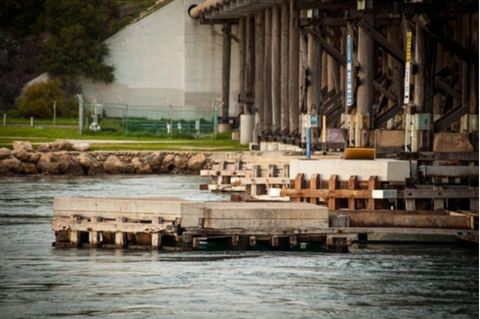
272,6 -> 281,137
356,20 -> 374,147
387,24 -> 403,128
289,0 -> 300,139
280,3 -> 290,137
222,24 -> 232,124
255,12 -> 265,140
264,8 -> 273,136
307,27 -> 323,144
413,21 -> 435,151
239,17 -> 246,115
246,16 -> 255,116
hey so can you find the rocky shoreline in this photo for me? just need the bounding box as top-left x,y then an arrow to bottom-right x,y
0,140 -> 213,176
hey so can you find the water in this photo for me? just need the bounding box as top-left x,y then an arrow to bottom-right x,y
0,175 -> 478,319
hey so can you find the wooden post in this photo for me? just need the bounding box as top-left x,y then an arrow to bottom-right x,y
255,12 -> 265,137
264,8 -> 273,135
289,0 -> 300,137
70,215 -> 81,247
246,16 -> 255,115
307,27 -> 323,141
294,173 -> 304,202
356,20 -> 374,147
90,231 -> 99,247
433,186 -> 445,211
115,216 -> 127,249
222,24 -> 232,124
281,2 -> 290,136
251,164 -> 260,196
239,18 -> 246,115
310,174 -> 320,204
367,176 -> 378,210
328,175 -> 338,209
348,175 -> 357,210
272,6 -> 281,135
151,217 -> 162,250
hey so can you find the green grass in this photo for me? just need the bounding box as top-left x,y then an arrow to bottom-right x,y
0,126 -> 248,152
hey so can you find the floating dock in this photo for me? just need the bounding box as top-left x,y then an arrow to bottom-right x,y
52,196 -> 478,252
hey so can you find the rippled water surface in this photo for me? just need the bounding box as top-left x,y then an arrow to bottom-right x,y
0,175 -> 478,318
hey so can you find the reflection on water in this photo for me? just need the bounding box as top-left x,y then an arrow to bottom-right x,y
0,175 -> 478,319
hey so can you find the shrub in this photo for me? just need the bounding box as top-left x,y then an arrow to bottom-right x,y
17,79 -> 78,119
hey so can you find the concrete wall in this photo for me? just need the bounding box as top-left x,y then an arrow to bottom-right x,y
81,0 -> 239,117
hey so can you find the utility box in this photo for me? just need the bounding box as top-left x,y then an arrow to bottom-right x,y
414,113 -> 432,130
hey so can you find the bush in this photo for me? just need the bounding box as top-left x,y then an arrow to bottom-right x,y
17,79 -> 78,119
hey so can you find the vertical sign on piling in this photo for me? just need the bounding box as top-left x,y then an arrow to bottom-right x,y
404,32 -> 412,152
346,35 -> 352,107
404,32 -> 412,105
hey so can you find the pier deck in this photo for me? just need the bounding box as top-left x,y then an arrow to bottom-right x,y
52,197 -> 478,252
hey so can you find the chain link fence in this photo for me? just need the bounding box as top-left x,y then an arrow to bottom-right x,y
81,102 -> 216,138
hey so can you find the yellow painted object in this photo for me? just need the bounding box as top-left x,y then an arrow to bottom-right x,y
344,147 -> 375,160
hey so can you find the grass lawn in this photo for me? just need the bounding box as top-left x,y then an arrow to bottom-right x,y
0,126 -> 248,152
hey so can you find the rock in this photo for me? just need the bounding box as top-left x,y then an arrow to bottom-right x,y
38,143 -> 52,153
39,153 -> 57,163
13,141 -> 33,152
12,149 -> 31,162
73,142 -> 90,152
0,148 -> 11,159
52,139 -> 72,151
21,162 -> 38,175
136,165 -> 152,174
76,153 -> 100,170
162,154 -> 175,165
132,157 -> 143,170
37,161 -> 60,175
174,155 -> 186,169
57,154 -> 71,173
104,155 -> 133,174
64,161 -> 85,176
187,153 -> 207,171
27,153 -> 41,163
0,157 -> 22,173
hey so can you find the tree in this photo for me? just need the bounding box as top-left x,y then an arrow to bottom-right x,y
40,0 -> 118,91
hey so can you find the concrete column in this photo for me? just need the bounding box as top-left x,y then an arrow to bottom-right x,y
307,27 -> 323,140
239,18 -> 246,115
289,0 -> 300,137
271,6 -> 281,136
280,3 -> 290,135
356,20 -> 374,146
222,24 -> 232,124
255,12 -> 265,137
264,8 -> 273,135
245,16 -> 255,115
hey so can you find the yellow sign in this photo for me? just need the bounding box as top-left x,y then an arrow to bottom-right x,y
406,32 -> 412,63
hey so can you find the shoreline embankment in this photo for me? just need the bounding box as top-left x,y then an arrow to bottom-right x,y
0,140 -> 213,176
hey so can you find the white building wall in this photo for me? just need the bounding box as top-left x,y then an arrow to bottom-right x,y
81,0 -> 239,118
